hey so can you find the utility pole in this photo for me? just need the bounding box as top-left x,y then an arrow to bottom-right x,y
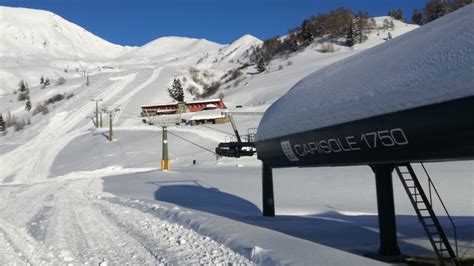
84,69 -> 90,86
91,99 -> 103,128
99,111 -> 103,128
103,107 -> 120,141
161,126 -> 170,171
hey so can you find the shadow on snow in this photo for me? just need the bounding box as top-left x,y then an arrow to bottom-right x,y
147,179 -> 472,257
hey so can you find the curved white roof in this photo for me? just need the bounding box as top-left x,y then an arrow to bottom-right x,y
257,4 -> 474,141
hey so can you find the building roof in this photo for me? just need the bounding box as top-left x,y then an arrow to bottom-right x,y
141,98 -> 223,108
186,98 -> 222,105
141,103 -> 178,108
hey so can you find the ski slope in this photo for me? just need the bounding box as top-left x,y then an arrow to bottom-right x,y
0,5 -> 472,265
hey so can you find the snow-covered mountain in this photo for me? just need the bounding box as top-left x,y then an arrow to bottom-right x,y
0,6 -> 130,59
120,36 -> 221,60
194,34 -> 263,65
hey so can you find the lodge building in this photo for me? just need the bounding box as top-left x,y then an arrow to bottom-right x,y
141,99 -> 229,125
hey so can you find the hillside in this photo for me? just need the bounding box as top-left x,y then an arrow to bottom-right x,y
0,6 -> 129,59
0,4 -> 472,265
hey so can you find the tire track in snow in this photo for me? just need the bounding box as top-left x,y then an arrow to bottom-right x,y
0,219 -> 59,264
110,68 -> 162,122
96,197 -> 253,265
42,176 -> 166,264
0,166 -> 252,264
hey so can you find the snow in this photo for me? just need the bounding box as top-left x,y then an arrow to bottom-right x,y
120,36 -> 221,61
0,6 -> 130,59
256,4 -> 474,141
0,6 -> 133,96
0,4 -> 472,265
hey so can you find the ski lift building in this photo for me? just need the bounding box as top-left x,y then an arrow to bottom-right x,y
141,99 -> 226,117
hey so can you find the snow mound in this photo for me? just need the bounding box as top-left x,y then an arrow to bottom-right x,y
0,6 -> 129,59
256,4 -> 474,141
120,36 -> 222,59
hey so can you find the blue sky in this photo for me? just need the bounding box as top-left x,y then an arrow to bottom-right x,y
0,0 -> 428,46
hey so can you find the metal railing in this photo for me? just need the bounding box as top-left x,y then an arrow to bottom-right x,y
420,162 -> 458,258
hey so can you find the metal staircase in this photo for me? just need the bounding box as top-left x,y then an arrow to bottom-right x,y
395,163 -> 458,266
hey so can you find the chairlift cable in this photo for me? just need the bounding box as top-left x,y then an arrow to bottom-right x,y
166,130 -> 217,155
198,124 -> 234,135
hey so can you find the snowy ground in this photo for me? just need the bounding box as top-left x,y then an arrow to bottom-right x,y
0,5 -> 473,265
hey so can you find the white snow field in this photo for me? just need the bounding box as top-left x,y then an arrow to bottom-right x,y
0,4 -> 473,265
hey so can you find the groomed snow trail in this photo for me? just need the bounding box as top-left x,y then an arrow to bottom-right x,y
0,68 -> 253,264
0,168 -> 252,264
0,69 -> 151,184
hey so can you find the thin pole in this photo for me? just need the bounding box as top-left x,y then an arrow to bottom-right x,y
91,99 -> 102,128
109,111 -> 113,141
96,101 -> 99,128
228,114 -> 242,143
99,111 -> 103,128
161,126 -> 170,171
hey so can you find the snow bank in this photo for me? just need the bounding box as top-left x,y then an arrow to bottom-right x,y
257,4 -> 474,141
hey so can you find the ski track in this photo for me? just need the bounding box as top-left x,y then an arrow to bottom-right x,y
0,68 -> 253,264
97,197 -> 251,265
0,71 -> 138,183
0,172 -> 252,264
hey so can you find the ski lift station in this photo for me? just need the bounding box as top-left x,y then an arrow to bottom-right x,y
255,6 -> 473,265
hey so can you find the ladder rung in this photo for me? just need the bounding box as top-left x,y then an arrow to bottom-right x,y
400,171 -> 410,174
419,208 -> 428,211
404,179 -> 414,181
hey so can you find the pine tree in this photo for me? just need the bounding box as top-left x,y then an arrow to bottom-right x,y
388,9 -> 404,21
346,22 -> 355,47
168,78 -> 184,102
0,114 -> 5,132
256,57 -> 266,73
411,9 -> 423,25
424,0 -> 448,23
19,80 -> 26,92
40,76 -> 44,84
300,19 -> 314,45
17,80 -> 29,101
25,100 -> 32,112
41,77 -> 50,89
291,38 -> 300,52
